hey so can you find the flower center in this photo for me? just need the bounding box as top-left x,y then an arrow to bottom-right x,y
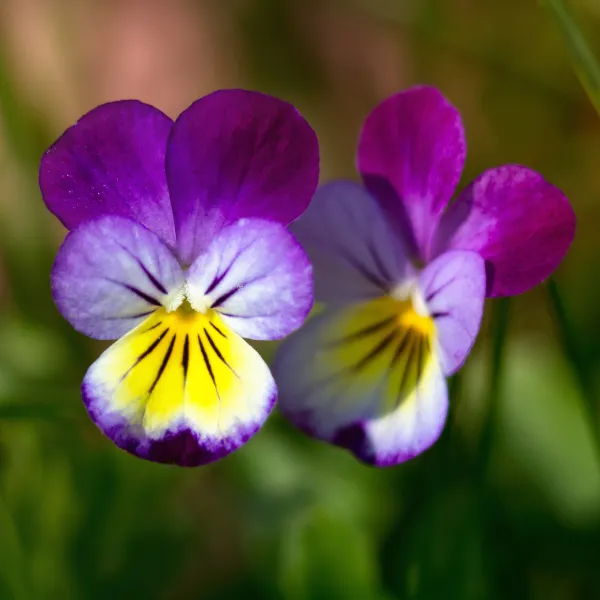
395,299 -> 435,340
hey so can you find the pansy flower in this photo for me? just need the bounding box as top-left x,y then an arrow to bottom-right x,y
273,86 -> 575,467
40,90 -> 318,466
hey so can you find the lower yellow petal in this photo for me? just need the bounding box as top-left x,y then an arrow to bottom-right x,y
82,305 -> 275,465
274,295 -> 447,466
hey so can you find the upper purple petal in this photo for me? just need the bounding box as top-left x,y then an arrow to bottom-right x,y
433,165 -> 576,297
419,250 -> 485,375
39,101 -> 175,247
186,218 -> 313,341
357,86 -> 466,262
52,215 -> 185,340
166,89 -> 319,265
290,181 -> 415,307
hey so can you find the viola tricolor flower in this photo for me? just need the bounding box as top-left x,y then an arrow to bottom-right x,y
40,90 -> 318,466
273,86 -> 576,467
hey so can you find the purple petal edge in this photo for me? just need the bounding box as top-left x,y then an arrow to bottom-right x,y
82,380 -> 277,467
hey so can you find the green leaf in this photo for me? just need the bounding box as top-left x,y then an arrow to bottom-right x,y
542,0 -> 600,116
279,507 -> 381,600
499,339 -> 600,526
383,486 -> 488,600
478,298 -> 511,476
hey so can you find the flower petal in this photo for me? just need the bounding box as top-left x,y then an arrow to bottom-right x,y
273,297 -> 448,466
419,250 -> 485,376
357,86 -> 466,262
290,181 -> 414,307
40,101 -> 175,247
52,216 -> 185,340
434,166 -> 576,297
186,218 -> 313,341
82,308 -> 276,466
166,89 -> 319,265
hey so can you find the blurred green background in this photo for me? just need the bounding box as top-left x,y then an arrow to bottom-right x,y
1,0 -> 599,598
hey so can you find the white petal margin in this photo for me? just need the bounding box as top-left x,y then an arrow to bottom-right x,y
273,299 -> 449,467
185,218 -> 313,341
420,250 -> 486,376
290,181 -> 415,306
52,215 -> 185,340
82,308 -> 276,466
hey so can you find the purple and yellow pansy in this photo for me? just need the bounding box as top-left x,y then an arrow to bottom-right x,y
273,86 -> 576,467
41,90 -> 318,466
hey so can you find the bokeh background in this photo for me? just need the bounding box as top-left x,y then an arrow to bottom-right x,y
1,0 -> 599,598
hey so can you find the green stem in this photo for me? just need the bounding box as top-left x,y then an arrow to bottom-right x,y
546,279 -> 600,456
542,0 -> 600,115
478,298 -> 511,477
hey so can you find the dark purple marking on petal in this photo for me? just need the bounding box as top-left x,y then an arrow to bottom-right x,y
204,328 -> 239,378
330,245 -> 388,292
187,218 -> 313,341
430,311 -> 450,319
209,322 -> 228,338
368,239 -> 397,284
211,273 -> 268,309
197,334 -> 220,397
290,181 -> 412,307
419,250 -> 485,375
107,280 -> 162,307
425,278 -> 455,303
113,240 -> 169,295
51,215 -> 185,340
204,241 -> 255,295
149,334 -> 176,394
324,316 -> 396,348
182,334 -> 190,384
211,286 -> 242,309
143,321 -> 163,333
351,331 -> 397,373
121,328 -> 169,381
108,310 -> 156,321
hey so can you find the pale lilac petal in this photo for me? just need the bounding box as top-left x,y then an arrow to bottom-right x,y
290,181 -> 415,307
40,101 -> 175,247
82,309 -> 276,466
434,166 -> 576,297
166,90 -> 319,265
419,250 -> 486,375
186,219 -> 313,341
273,299 -> 448,467
357,86 -> 466,262
52,216 -> 185,340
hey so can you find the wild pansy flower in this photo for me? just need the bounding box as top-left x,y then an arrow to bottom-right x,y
273,86 -> 575,467
40,90 -> 318,466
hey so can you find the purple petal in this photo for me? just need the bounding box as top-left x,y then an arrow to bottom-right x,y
357,86 -> 466,262
290,181 -> 415,307
82,308 -> 276,466
52,216 -> 185,340
186,218 -> 313,341
40,101 -> 175,247
419,250 -> 485,375
434,166 -> 576,297
273,299 -> 448,467
166,89 -> 319,265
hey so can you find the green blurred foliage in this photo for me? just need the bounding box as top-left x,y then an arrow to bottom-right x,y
0,0 -> 599,599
